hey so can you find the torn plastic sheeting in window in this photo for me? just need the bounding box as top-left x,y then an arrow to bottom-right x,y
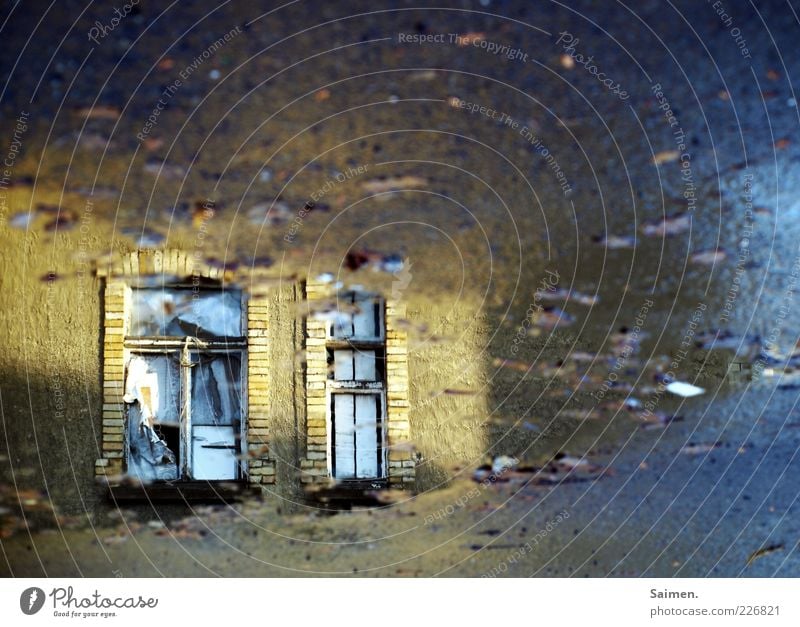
123,355 -> 179,481
130,288 -> 242,338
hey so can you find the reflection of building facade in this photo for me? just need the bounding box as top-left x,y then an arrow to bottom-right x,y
96,249 -> 412,499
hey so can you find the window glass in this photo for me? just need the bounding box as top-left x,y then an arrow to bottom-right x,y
191,354 -> 242,426
333,393 -> 381,479
191,426 -> 238,480
329,294 -> 381,340
332,349 -> 377,381
187,353 -> 242,480
130,288 -> 242,337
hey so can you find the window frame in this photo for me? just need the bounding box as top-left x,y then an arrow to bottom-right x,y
324,294 -> 387,481
325,291 -> 385,342
326,389 -> 387,480
123,283 -> 248,482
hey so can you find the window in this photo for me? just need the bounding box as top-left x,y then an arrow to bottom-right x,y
326,292 -> 386,480
122,284 -> 246,482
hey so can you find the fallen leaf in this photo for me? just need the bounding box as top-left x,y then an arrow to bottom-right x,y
641,214 -> 691,237
362,176 -> 427,194
681,441 -> 721,455
652,150 -> 680,165
593,234 -> 635,249
690,248 -> 727,265
142,137 -> 164,152
559,53 -> 575,69
456,32 -> 485,46
75,105 -> 121,120
493,357 -> 532,373
746,544 -> 783,567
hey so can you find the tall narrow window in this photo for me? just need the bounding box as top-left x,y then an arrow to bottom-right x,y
326,292 -> 386,480
123,284 -> 246,482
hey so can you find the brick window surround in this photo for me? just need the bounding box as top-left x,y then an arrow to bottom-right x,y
301,280 -> 413,488
95,250 -> 275,487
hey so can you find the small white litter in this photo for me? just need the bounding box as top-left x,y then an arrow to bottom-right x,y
492,455 -> 519,475
666,381 -> 705,398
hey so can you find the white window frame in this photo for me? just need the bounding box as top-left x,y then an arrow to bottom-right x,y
326,389 -> 387,480
324,293 -> 387,480
325,292 -> 385,342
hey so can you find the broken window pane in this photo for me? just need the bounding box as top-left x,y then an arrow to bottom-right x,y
123,354 -> 180,482
123,352 -> 244,482
130,288 -> 242,338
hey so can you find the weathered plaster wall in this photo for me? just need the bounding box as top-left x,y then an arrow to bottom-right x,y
0,228 -> 502,510
0,228 -> 105,516
404,300 -> 491,489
